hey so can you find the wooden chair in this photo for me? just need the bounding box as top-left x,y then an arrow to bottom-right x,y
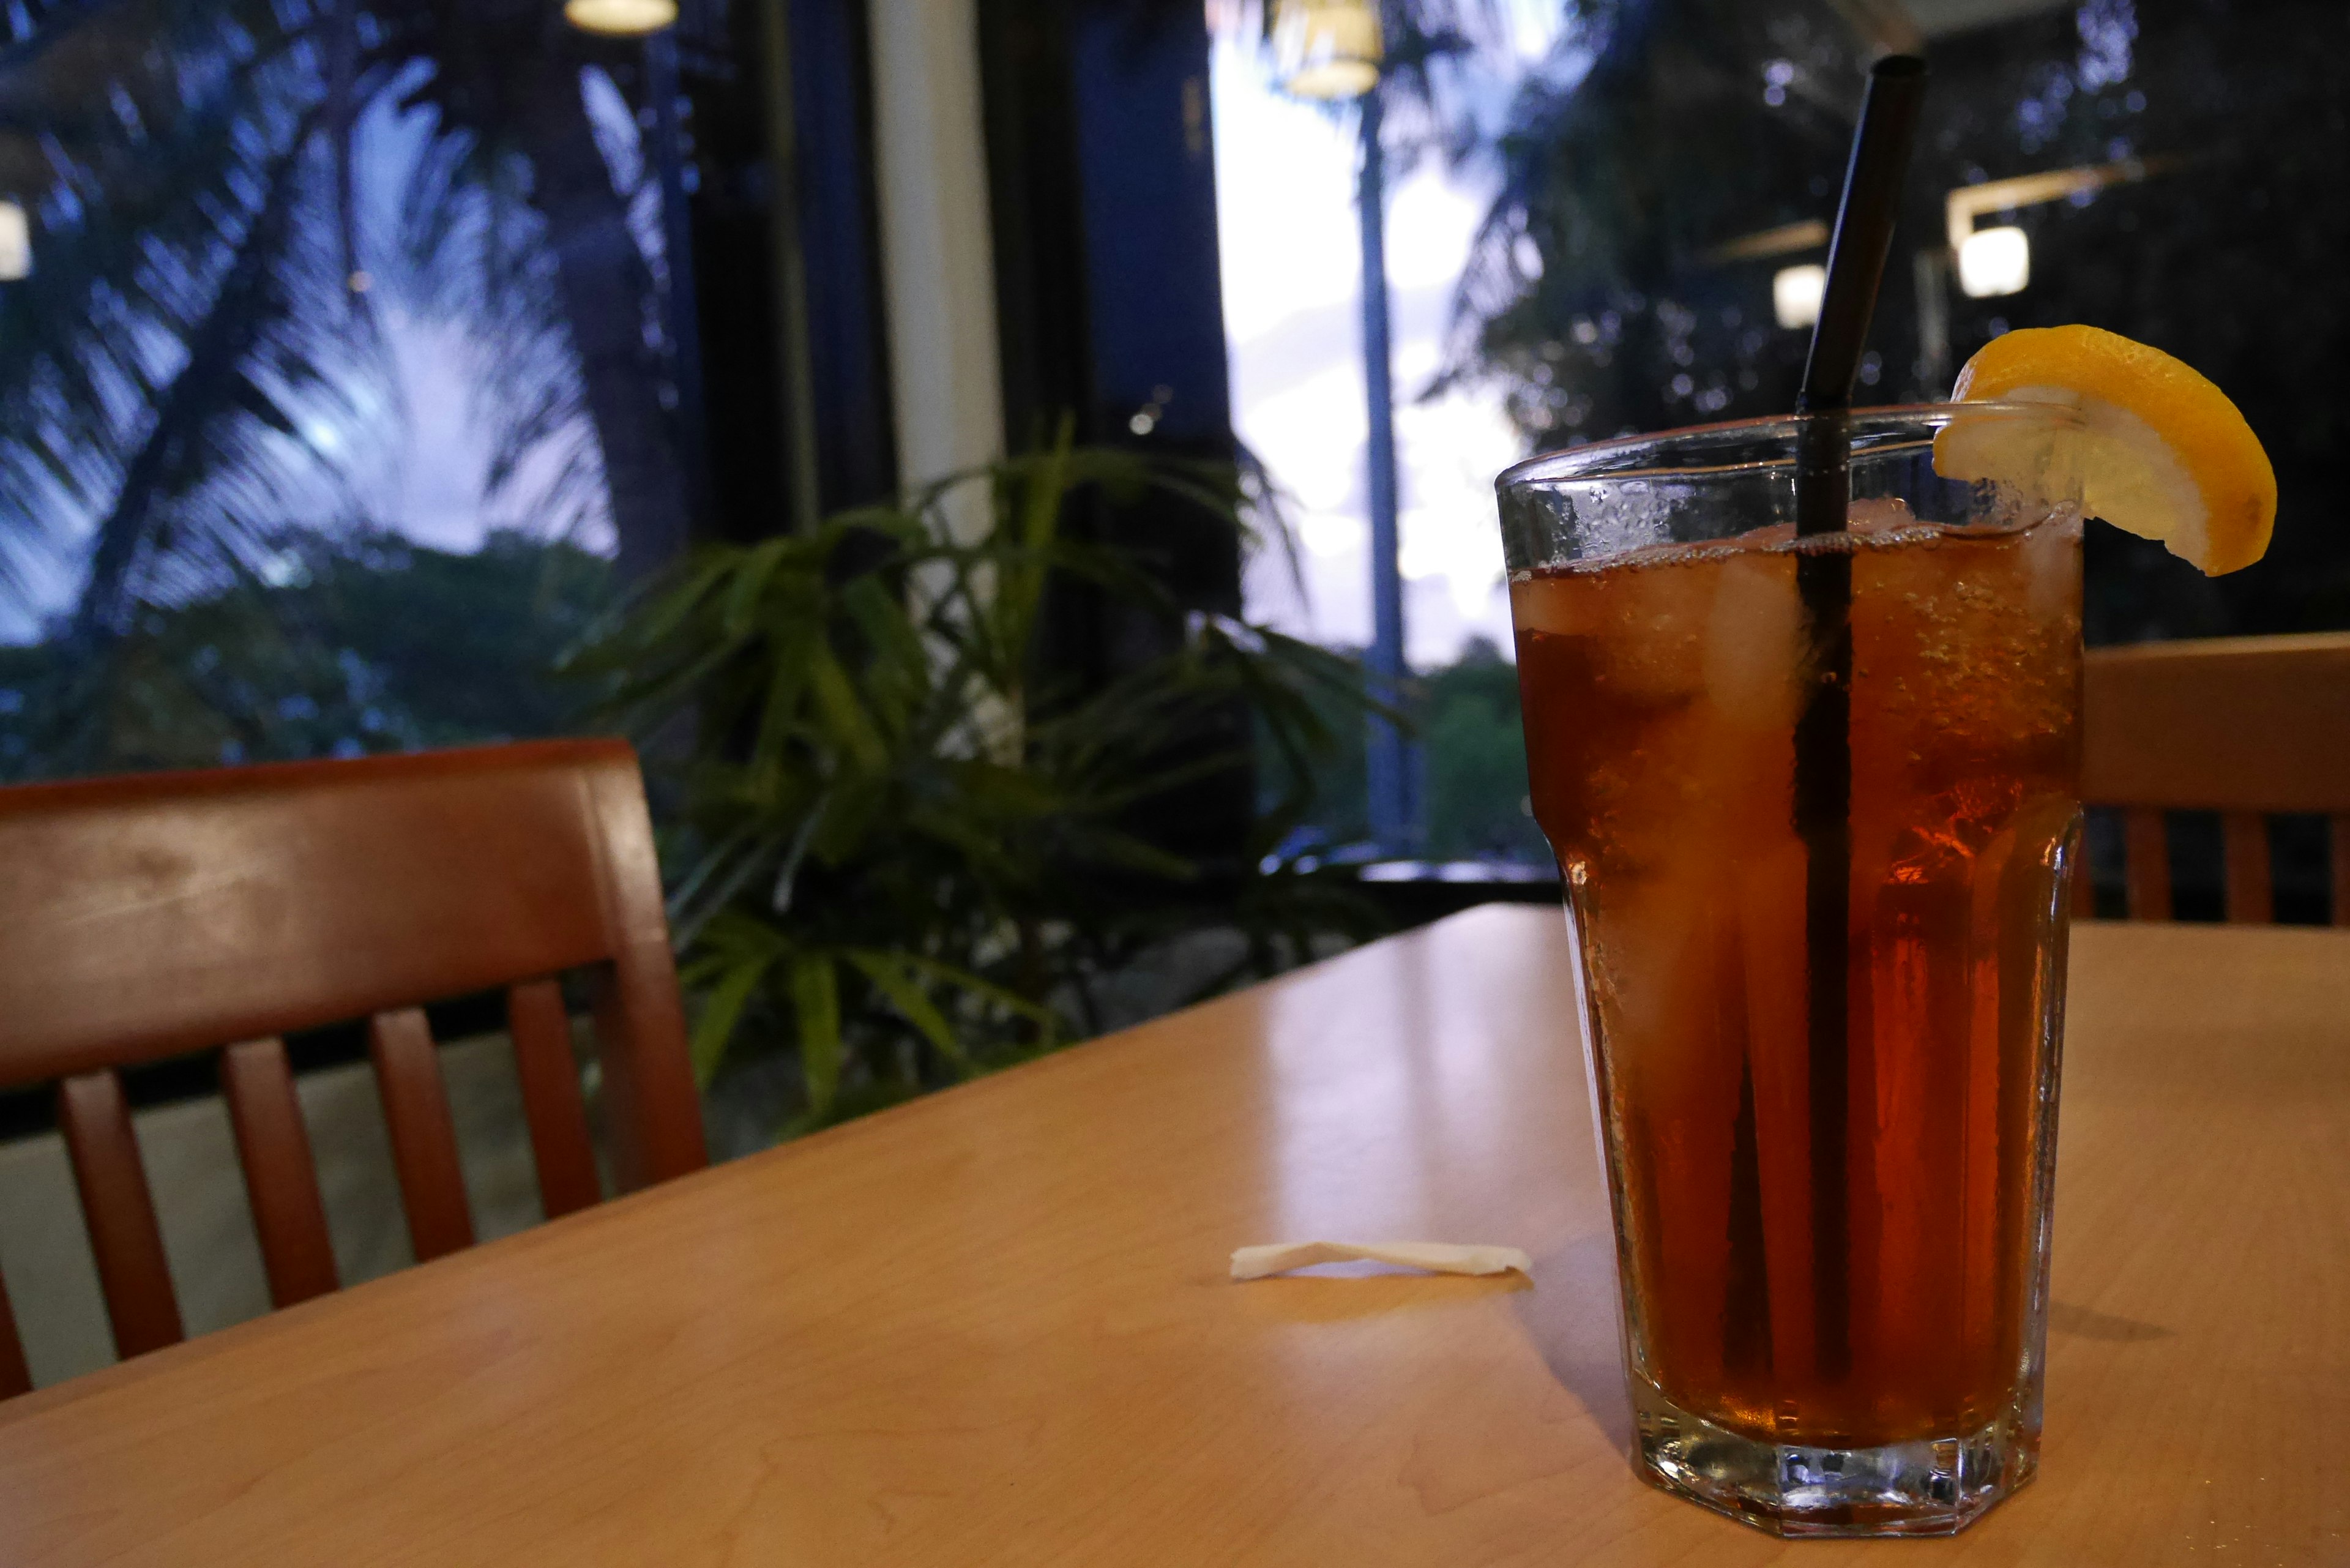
2082,632 -> 2350,923
0,739 -> 706,1396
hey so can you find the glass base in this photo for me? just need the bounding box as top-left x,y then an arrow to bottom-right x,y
1631,1375 -> 2039,1537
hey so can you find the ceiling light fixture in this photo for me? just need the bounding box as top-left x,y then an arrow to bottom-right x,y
0,201 -> 30,282
562,0 -> 677,36
1956,225 -> 2031,298
1773,263 -> 1826,330
1271,0 -> 1382,100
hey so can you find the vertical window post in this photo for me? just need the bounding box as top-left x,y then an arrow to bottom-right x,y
1274,0 -> 1414,853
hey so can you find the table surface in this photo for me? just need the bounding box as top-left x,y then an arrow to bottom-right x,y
1,909 -> 2344,1566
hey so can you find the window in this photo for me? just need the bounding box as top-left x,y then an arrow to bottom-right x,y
0,2 -> 701,780
1214,0 -> 2344,862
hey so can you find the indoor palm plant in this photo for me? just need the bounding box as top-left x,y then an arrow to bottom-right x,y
575,437 -> 1384,1135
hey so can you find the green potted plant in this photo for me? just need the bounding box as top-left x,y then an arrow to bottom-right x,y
574,437 -> 1384,1136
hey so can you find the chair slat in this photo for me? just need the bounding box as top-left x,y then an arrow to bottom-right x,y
2334,815 -> 2350,929
2123,807 -> 2173,921
0,1269 -> 31,1398
220,1037 -> 339,1307
57,1070 -> 184,1358
367,1009 -> 475,1262
507,980 -> 602,1219
2220,812 -> 2274,924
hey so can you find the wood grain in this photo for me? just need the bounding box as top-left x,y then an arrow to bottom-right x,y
0,740 -> 706,1398
2083,632 -> 2350,814
0,908 -> 2342,1566
0,739 -> 704,1184
2085,634 -> 2350,929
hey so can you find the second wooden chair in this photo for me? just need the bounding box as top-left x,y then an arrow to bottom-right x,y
0,739 -> 707,1397
2083,632 -> 2350,923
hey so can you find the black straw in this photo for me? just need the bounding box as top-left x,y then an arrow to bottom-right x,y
1799,55 -> 1930,419
1791,53 -> 1926,1384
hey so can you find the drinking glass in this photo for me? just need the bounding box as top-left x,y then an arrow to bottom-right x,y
1498,403 -> 2084,1536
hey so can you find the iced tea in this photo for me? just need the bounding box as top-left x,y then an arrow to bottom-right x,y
1513,507 -> 2080,1452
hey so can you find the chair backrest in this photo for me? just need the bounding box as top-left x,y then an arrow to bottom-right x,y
0,739 -> 706,1395
2081,632 -> 2350,923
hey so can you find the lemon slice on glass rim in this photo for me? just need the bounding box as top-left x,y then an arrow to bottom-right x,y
1931,323 -> 2277,575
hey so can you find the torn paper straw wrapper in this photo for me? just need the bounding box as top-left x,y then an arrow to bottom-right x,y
1230,1241 -> 1534,1282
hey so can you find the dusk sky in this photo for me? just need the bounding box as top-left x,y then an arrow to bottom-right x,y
0,72 -> 622,643
1212,11 -> 1572,667
7,23 -> 1559,672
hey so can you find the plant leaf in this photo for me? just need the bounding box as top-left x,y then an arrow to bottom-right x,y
844,950 -> 969,1067
807,641 -> 889,775
789,953 -> 844,1113
690,954 -> 770,1086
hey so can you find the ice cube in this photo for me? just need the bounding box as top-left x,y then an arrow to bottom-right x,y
1704,551 -> 1804,731
1508,572 -> 1587,637
1596,554 -> 1719,704
2021,511 -> 2083,627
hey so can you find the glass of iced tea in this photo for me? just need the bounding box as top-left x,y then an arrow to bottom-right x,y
1498,403 -> 2085,1536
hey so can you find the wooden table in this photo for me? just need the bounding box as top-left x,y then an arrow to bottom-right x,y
1,909 -> 2343,1565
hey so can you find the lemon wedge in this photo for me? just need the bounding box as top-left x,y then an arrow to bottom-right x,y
1933,324 -> 2275,575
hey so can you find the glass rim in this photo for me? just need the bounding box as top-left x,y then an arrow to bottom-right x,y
1495,400 -> 2084,491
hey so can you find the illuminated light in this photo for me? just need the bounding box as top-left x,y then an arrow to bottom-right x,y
1773,263 -> 1826,330
1957,225 -> 2031,298
1272,0 -> 1382,100
562,0 -> 677,35
0,201 -> 29,281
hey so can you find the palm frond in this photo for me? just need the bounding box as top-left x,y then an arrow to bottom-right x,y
74,102 -> 377,632
1,0 -> 664,628
578,444 -> 1387,1132
0,0 -> 363,622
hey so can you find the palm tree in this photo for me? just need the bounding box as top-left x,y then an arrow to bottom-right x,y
0,0 -> 688,640
1431,0 -> 1897,446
